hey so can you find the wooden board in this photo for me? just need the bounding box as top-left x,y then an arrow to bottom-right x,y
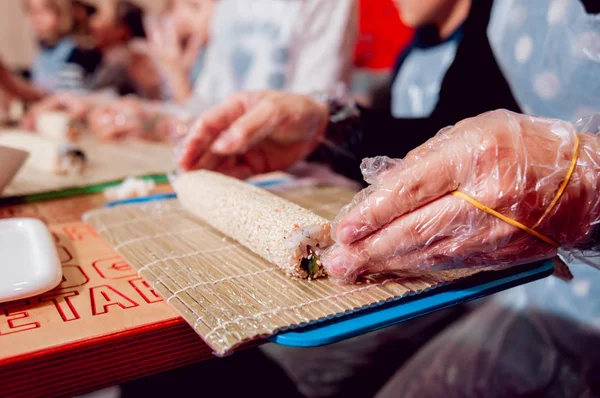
0,131 -> 175,198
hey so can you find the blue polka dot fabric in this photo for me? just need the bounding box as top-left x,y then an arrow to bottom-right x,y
488,0 -> 600,122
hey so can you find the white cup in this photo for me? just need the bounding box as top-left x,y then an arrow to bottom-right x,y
36,111 -> 71,141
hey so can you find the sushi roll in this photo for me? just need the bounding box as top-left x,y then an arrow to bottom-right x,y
56,144 -> 87,175
175,170 -> 333,279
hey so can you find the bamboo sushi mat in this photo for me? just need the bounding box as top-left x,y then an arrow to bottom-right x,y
84,185 -> 481,356
0,132 -> 175,197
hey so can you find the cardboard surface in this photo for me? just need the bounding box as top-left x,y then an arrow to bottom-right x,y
0,185 -> 187,363
0,220 -> 179,361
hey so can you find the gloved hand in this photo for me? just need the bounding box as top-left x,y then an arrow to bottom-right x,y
177,91 -> 329,179
323,110 -> 600,283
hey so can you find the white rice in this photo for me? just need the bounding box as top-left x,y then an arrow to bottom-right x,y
175,170 -> 333,279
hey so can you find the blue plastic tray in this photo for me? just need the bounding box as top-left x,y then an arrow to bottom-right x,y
269,261 -> 553,347
104,186 -> 554,348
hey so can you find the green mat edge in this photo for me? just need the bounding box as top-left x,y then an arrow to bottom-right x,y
0,174 -> 171,205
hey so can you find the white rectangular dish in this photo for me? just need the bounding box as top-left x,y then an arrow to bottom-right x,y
0,218 -> 62,303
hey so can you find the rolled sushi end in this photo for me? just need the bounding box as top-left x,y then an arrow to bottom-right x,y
287,225 -> 332,280
55,145 -> 87,175
300,250 -> 324,280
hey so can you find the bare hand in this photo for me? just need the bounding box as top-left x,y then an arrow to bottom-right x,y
177,91 -> 329,179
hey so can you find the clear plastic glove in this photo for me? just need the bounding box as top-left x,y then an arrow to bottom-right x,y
177,91 -> 329,179
86,97 -> 174,142
21,93 -> 93,131
323,110 -> 600,284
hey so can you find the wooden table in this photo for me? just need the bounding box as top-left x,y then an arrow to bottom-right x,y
0,186 -> 219,398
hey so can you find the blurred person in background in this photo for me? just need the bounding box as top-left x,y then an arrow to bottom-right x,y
71,0 -> 96,37
145,0 -> 215,104
87,0 -> 163,99
0,0 -> 102,101
23,0 -> 357,143
0,59 -> 46,103
381,0 -> 520,122
187,0 -> 357,111
182,0 -> 501,181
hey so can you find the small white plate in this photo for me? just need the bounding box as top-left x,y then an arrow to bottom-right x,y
0,218 -> 62,303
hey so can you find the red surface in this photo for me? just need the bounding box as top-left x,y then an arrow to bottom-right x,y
1,317 -> 263,398
354,0 -> 414,70
0,318 -> 213,398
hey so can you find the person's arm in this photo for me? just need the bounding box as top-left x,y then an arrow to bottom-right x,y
162,66 -> 194,103
177,90 -> 456,181
286,0 -> 358,95
309,103 -> 457,182
127,50 -> 165,100
0,60 -> 46,101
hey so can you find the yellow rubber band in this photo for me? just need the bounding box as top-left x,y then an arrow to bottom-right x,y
532,135 -> 580,229
451,191 -> 560,247
450,135 -> 580,249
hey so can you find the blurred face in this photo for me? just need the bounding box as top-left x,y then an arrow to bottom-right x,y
89,2 -> 128,49
171,0 -> 214,40
71,2 -> 92,33
25,0 -> 61,41
392,0 -> 454,28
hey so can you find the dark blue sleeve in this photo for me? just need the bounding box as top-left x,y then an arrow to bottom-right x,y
581,0 -> 600,14
309,0 -> 521,183
66,47 -> 103,75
